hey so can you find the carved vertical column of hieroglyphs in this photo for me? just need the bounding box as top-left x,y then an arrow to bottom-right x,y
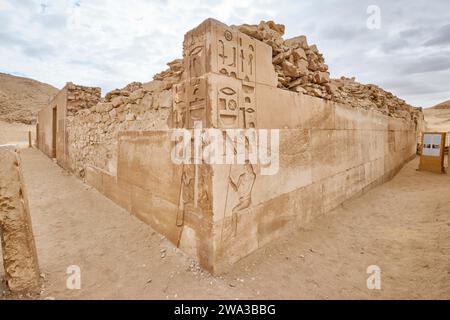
0,147 -> 40,293
210,21 -> 258,129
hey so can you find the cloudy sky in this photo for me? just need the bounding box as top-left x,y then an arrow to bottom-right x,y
1,0 -> 449,108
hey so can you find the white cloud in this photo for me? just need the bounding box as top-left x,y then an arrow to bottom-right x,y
0,0 -> 449,108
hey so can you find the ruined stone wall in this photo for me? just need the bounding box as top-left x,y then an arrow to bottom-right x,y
80,19 -> 421,273
37,88 -> 67,158
67,80 -> 176,177
0,146 -> 40,292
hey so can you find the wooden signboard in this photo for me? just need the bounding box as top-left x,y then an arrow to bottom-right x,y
419,132 -> 446,173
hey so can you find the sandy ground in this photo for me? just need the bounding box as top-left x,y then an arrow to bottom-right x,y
0,120 -> 35,146
0,146 -> 449,300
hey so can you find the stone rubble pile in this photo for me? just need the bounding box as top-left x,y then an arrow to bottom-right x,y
236,21 -> 331,98
236,20 -> 417,120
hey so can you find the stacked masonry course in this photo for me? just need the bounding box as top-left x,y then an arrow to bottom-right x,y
37,19 -> 424,273
0,146 -> 40,292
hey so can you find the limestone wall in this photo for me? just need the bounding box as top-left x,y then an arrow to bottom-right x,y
36,18 -> 423,273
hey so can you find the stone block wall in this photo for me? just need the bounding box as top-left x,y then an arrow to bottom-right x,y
37,18 -> 422,273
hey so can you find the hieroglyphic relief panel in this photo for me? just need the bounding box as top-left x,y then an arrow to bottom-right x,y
172,78 -> 208,129
240,82 -> 257,128
212,22 -> 256,83
209,75 -> 258,129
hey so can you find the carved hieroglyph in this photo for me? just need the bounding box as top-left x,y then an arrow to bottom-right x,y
228,162 -> 256,236
176,20 -> 259,130
217,28 -> 238,78
187,78 -> 208,128
237,32 -> 256,83
215,24 -> 256,83
214,24 -> 257,129
184,26 -> 207,80
241,83 -> 257,128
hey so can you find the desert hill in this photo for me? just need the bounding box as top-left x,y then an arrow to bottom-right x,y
424,99 -> 450,132
0,73 -> 59,124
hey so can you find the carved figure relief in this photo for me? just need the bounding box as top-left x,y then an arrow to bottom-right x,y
228,161 -> 256,236
179,23 -> 260,130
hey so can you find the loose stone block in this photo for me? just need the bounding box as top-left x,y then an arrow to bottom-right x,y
0,147 -> 40,292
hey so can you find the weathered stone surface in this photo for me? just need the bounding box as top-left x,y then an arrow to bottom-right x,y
35,18 -> 424,274
0,146 -> 40,292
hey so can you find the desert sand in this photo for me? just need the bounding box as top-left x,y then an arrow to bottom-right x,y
1,142 -> 449,299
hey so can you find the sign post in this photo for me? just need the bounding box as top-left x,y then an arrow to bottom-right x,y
418,132 -> 446,174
